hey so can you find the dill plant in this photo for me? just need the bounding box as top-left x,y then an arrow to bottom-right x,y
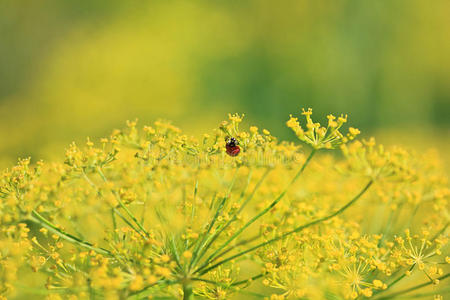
0,110 -> 448,300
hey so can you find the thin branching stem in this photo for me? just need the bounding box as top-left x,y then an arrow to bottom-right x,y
29,210 -> 112,256
196,179 -> 373,276
372,264 -> 416,297
192,168 -> 270,269
127,280 -> 179,299
113,207 -> 148,240
111,208 -> 119,242
98,167 -> 150,238
374,272 -> 450,300
231,273 -> 265,286
188,167 -> 240,271
431,222 -> 449,242
182,281 -> 193,300
82,169 -> 148,240
195,149 -> 316,273
169,235 -> 183,272
209,234 -> 261,265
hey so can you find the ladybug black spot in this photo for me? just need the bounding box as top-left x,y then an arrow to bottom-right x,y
226,137 -> 238,147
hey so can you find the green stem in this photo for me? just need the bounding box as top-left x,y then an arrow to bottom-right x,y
183,282 -> 193,300
236,169 -> 271,214
377,197 -> 395,247
188,195 -> 227,270
111,208 -> 119,242
191,169 -> 270,269
114,190 -> 150,237
113,207 -> 148,240
188,168 -> 240,271
431,222 -> 449,242
387,265 -> 415,288
209,234 -> 260,264
98,168 -> 150,238
374,265 -> 416,297
169,235 -> 183,271
196,150 -> 316,273
30,210 -> 111,256
191,179 -> 199,222
375,272 -> 450,300
196,179 -> 373,276
405,203 -> 420,229
231,273 -> 265,286
399,287 -> 450,298
82,169 -> 148,240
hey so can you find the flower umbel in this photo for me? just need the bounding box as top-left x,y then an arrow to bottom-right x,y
286,108 -> 360,149
0,111 -> 448,300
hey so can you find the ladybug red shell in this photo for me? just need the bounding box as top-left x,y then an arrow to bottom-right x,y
225,137 -> 240,157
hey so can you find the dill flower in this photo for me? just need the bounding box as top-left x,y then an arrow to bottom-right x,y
0,112 -> 448,300
390,229 -> 446,282
339,138 -> 417,181
286,108 -> 359,149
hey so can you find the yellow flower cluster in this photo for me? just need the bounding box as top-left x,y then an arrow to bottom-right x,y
0,110 -> 448,300
286,108 -> 359,149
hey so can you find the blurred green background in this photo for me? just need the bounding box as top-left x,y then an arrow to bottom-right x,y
1,0 -> 449,168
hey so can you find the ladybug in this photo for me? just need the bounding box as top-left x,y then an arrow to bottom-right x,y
225,137 -> 240,157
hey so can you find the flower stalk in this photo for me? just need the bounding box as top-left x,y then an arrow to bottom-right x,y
195,149 -> 317,273
196,179 -> 373,276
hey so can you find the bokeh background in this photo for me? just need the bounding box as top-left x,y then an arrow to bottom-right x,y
1,0 -> 449,168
